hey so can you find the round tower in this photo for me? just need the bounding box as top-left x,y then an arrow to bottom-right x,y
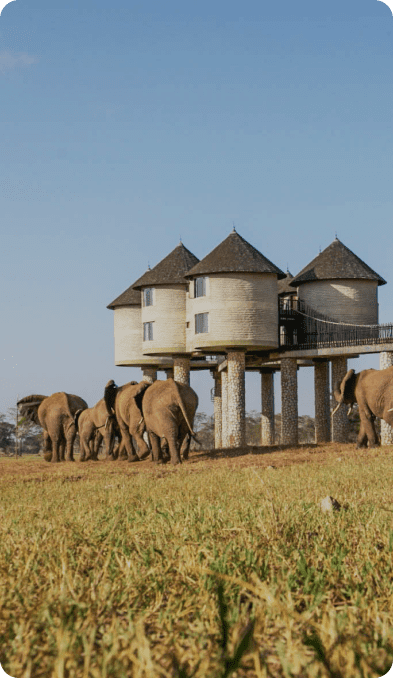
290,238 -> 386,325
132,243 -> 199,362
185,229 -> 286,353
107,284 -> 171,371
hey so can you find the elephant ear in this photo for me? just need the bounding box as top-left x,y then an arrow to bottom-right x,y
334,369 -> 355,403
104,380 -> 118,415
17,395 -> 48,425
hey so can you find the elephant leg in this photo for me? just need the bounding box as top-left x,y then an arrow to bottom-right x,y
43,431 -> 52,461
131,429 -> 150,460
361,415 -> 379,448
119,427 -> 139,462
65,425 -> 76,462
118,440 -> 128,460
50,435 -> 61,463
356,422 -> 368,449
79,433 -> 88,461
149,431 -> 163,463
102,429 -> 114,459
166,428 -> 182,465
91,431 -> 102,460
59,439 -> 66,461
179,423 -> 190,460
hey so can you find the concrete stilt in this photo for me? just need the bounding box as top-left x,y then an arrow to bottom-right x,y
380,352 -> 393,444
261,370 -> 274,445
165,369 -> 174,380
281,358 -> 298,445
142,368 -> 157,383
314,360 -> 330,443
173,357 -> 190,385
221,370 -> 228,448
213,372 -> 222,449
227,351 -> 246,447
331,357 -> 349,443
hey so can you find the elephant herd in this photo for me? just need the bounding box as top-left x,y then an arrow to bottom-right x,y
17,378 -> 199,465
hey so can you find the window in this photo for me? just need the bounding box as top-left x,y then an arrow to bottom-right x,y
195,313 -> 209,334
194,277 -> 207,298
143,322 -> 154,341
143,288 -> 154,306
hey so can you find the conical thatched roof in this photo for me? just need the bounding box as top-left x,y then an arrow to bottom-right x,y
185,230 -> 286,279
132,243 -> 199,289
278,271 -> 296,295
290,238 -> 386,287
107,285 -> 141,310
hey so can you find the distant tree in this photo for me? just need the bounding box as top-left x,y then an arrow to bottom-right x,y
192,412 -> 214,449
7,407 -> 42,455
0,414 -> 14,452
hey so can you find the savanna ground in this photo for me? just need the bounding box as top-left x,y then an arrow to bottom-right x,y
1,443 -> 393,678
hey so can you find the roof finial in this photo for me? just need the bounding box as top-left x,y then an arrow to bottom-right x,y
319,245 -> 321,253
179,235 -> 182,244
335,231 -> 338,240
147,262 -> 151,270
232,221 -> 236,233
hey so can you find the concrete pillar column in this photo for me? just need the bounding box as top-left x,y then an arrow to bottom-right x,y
173,357 -> 190,385
281,358 -> 298,445
227,351 -> 246,448
213,372 -> 222,449
331,357 -> 349,443
261,370 -> 274,445
380,352 -> 393,444
314,360 -> 330,443
221,370 -> 228,448
142,368 -> 157,383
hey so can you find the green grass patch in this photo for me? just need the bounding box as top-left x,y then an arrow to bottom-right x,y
0,450 -> 393,677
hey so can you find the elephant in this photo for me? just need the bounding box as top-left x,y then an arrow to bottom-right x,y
333,366 -> 393,448
104,380 -> 152,462
17,392 -> 88,462
78,398 -> 118,461
105,378 -> 198,465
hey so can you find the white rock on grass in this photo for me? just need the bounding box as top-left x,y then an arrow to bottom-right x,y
320,496 -> 341,513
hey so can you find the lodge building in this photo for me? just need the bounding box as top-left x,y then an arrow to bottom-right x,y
107,229 -> 393,448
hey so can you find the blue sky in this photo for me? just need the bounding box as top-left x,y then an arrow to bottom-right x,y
1,0 -> 393,419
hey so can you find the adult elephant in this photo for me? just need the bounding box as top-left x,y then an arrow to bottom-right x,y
78,398 -> 118,461
333,366 -> 393,448
105,378 -> 198,465
18,392 -> 88,462
104,380 -> 152,462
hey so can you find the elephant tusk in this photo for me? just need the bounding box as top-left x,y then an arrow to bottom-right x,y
331,402 -> 342,417
388,408 -> 393,413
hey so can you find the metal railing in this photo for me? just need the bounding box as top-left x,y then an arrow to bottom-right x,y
279,298 -> 393,350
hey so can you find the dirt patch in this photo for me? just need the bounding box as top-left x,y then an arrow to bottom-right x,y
1,442 -> 390,481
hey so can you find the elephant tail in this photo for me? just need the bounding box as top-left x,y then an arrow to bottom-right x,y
172,381 -> 199,441
104,380 -> 118,415
17,395 -> 48,426
74,409 -> 84,432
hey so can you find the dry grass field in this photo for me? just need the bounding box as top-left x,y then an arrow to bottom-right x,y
1,443 -> 393,678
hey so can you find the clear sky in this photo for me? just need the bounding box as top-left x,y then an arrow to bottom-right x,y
1,0 -> 393,419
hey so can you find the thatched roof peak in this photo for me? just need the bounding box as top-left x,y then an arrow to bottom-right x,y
132,243 -> 199,289
290,238 -> 386,287
185,230 -> 286,279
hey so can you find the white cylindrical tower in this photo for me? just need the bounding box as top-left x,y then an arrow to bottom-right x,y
290,238 -> 386,325
185,230 -> 286,353
132,243 -> 199,356
107,285 -> 171,369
